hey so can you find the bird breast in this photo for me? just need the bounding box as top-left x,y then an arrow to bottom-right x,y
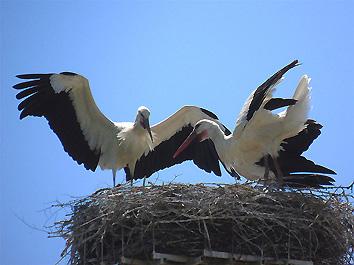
98,125 -> 152,172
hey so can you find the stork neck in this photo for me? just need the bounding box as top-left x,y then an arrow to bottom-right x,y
133,122 -> 145,133
207,125 -> 229,143
207,126 -> 234,156
133,120 -> 140,128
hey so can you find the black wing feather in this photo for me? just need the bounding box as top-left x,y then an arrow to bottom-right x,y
16,73 -> 54,79
14,74 -> 100,171
127,125 -> 222,181
264,98 -> 297,111
283,174 -> 335,188
200,107 -> 231,136
280,119 -> 322,156
16,86 -> 41,99
256,119 -> 336,187
247,60 -> 299,121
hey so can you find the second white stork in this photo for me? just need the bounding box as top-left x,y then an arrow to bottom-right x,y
174,60 -> 336,188
14,72 -> 231,185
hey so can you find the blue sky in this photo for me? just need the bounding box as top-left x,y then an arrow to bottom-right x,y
1,1 -> 353,264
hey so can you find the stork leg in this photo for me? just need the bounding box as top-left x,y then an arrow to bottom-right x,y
112,169 -> 117,187
143,177 -> 147,187
123,166 -> 134,187
272,156 -> 284,186
230,168 -> 241,183
263,154 -> 270,183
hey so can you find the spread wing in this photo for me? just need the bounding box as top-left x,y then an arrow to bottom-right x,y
234,60 -> 299,136
14,72 -> 118,171
125,106 -> 231,181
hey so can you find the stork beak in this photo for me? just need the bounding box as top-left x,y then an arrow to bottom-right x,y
143,118 -> 153,142
173,130 -> 197,159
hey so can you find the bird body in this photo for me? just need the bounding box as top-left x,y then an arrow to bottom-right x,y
175,60 -> 335,187
99,121 -> 152,173
14,72 -> 228,183
229,75 -> 310,180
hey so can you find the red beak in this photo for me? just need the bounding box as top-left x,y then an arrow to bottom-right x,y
173,131 -> 197,159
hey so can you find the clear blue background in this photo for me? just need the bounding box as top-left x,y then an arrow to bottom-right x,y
1,1 -> 353,264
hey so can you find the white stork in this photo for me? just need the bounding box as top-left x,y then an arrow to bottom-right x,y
174,60 -> 336,188
14,72 -> 231,185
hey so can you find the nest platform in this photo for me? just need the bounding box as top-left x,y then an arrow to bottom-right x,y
52,183 -> 354,265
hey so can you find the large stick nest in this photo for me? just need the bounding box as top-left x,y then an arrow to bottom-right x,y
52,183 -> 354,265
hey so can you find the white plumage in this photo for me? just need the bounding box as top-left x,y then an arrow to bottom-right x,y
174,60 -> 335,187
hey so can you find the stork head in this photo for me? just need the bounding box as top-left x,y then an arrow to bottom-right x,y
136,106 -> 153,142
173,119 -> 218,158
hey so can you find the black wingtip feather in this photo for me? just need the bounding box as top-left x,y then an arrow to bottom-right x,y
60,72 -> 78,76
306,119 -> 323,129
16,87 -> 39,99
319,166 -> 336,175
283,174 -> 335,188
16,73 -> 52,79
247,60 -> 300,121
19,113 -> 26,120
13,80 -> 41,89
17,93 -> 39,111
264,98 -> 297,111
200,108 -> 218,120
